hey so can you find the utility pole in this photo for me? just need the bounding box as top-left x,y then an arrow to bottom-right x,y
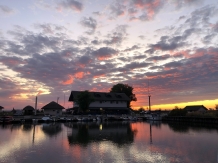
148,80 -> 151,112
35,96 -> 37,115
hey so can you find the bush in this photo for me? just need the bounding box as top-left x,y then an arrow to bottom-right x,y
168,109 -> 187,116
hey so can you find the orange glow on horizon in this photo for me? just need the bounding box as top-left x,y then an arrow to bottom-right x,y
131,99 -> 218,110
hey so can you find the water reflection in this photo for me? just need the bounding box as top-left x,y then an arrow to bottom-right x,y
41,123 -> 62,137
22,123 -> 32,132
0,123 -> 22,131
0,122 -> 218,163
66,122 -> 137,147
165,121 -> 218,133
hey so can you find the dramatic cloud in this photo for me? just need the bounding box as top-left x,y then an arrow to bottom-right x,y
61,75 -> 74,85
170,0 -> 204,9
0,56 -> 25,67
1,0 -> 218,110
110,2 -> 126,17
123,61 -> 152,70
123,45 -> 140,52
80,17 -> 97,34
0,5 -> 14,15
92,47 -> 118,60
145,36 -> 186,54
0,77 -> 20,98
34,24 -> 66,34
146,54 -> 171,62
129,0 -> 164,20
57,0 -> 83,12
103,25 -> 128,45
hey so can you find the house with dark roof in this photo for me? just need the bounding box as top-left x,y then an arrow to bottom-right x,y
184,105 -> 208,113
68,91 -> 130,114
23,105 -> 35,115
41,101 -> 65,116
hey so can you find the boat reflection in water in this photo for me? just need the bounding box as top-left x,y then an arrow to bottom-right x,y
65,122 -> 137,147
41,123 -> 62,137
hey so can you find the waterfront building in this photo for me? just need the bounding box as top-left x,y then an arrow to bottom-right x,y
184,105 -> 208,113
68,91 -> 130,114
41,101 -> 65,116
23,105 -> 34,115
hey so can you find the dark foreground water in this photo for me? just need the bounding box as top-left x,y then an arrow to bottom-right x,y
0,121 -> 218,163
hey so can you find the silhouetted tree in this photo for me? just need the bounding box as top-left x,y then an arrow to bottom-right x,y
110,83 -> 137,108
138,107 -> 145,112
168,108 -> 187,116
75,90 -> 95,112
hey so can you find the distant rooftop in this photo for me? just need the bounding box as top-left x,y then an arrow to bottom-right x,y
69,91 -> 130,102
184,105 -> 207,111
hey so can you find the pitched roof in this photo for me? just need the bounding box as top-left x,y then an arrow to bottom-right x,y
41,101 -> 65,110
23,105 -> 34,111
68,91 -> 130,102
184,105 -> 207,111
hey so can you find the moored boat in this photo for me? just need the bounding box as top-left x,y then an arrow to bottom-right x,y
38,116 -> 52,123
0,116 -> 14,123
146,113 -> 162,121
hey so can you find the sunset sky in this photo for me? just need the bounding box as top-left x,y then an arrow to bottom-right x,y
0,0 -> 218,110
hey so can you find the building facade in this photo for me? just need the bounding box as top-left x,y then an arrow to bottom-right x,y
41,101 -> 65,116
68,91 -> 130,114
184,105 -> 208,113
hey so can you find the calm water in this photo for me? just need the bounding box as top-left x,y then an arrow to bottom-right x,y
0,121 -> 218,163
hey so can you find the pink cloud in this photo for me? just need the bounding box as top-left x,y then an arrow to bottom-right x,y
57,0 -> 83,13
132,0 -> 162,19
75,72 -> 84,79
93,74 -> 105,79
61,75 -> 74,85
0,56 -> 25,67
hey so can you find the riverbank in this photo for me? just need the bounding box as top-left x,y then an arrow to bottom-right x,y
162,116 -> 218,124
0,114 -> 147,124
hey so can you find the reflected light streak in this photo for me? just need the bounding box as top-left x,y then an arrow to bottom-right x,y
96,141 -> 171,163
0,125 -> 46,160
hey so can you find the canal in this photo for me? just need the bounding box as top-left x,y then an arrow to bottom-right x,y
0,121 -> 218,163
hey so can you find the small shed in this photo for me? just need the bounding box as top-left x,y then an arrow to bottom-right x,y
41,101 -> 65,116
184,105 -> 208,113
23,105 -> 34,115
0,106 -> 4,112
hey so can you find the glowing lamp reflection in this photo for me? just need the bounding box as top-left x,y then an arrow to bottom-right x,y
99,124 -> 103,130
